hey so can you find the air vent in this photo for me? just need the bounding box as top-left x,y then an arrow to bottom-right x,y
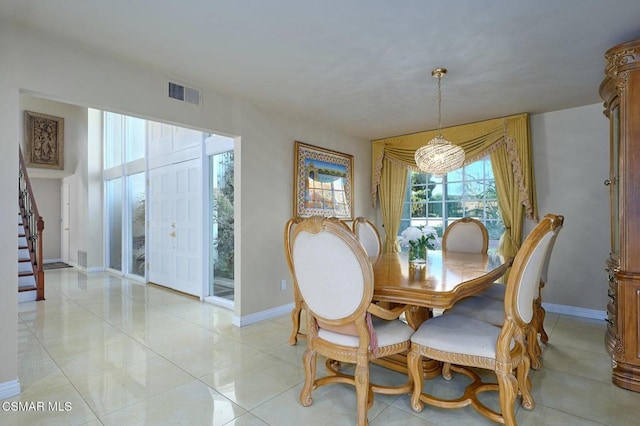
168,81 -> 201,106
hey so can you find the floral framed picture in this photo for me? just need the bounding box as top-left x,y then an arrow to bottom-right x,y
294,141 -> 354,219
24,110 -> 65,170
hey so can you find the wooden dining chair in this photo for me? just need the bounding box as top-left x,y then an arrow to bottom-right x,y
407,214 -> 564,425
446,215 -> 564,369
352,217 -> 383,257
284,216 -> 305,345
438,217 -> 490,375
442,217 -> 489,253
291,216 -> 414,426
327,216 -> 353,232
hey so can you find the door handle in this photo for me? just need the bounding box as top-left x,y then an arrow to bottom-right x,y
170,231 -> 176,237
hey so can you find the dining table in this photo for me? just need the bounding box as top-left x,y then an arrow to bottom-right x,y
370,249 -> 513,377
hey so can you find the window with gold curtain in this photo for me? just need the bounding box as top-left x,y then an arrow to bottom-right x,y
371,113 -> 537,259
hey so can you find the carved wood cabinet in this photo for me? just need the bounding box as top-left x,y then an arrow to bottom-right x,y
600,38 -> 640,392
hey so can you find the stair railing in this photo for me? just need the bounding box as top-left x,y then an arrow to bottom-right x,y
18,147 -> 45,300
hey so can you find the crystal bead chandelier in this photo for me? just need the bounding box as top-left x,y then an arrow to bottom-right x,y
414,68 -> 465,175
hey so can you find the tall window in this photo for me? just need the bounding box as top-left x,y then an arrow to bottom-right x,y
127,173 -> 146,276
106,178 -> 122,270
400,156 -> 504,250
210,150 -> 234,301
103,112 -> 146,278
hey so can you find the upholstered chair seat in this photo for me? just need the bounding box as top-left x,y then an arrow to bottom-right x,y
318,317 -> 414,349
481,283 -> 507,300
411,313 -> 513,361
446,295 -> 506,326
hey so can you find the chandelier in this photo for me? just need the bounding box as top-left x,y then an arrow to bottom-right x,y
414,68 -> 465,175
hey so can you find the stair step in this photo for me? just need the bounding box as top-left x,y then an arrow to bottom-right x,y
19,262 -> 34,274
18,289 -> 37,303
18,207 -> 43,300
19,274 -> 36,288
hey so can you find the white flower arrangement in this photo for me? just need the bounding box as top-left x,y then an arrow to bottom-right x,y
398,225 -> 439,251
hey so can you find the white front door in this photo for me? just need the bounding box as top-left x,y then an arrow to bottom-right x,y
148,158 -> 202,296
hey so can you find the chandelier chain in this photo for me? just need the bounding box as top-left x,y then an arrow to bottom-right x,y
436,73 -> 443,138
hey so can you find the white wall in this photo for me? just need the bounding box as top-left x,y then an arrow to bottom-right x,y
0,24 -> 20,397
530,104 -> 610,312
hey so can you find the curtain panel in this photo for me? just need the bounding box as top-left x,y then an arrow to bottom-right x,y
370,113 -> 537,258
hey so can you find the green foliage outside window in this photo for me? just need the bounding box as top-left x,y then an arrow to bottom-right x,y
213,153 -> 234,279
402,157 -> 504,245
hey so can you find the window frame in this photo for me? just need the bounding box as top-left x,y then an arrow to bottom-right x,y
399,156 -> 504,251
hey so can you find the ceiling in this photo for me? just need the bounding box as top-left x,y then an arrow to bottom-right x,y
2,0 -> 640,140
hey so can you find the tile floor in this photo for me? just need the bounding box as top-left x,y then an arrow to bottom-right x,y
3,268 -> 640,425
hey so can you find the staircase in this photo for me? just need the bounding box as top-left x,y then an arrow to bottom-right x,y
18,212 -> 37,301
18,147 -> 45,302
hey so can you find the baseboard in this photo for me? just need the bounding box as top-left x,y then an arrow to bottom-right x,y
543,302 -> 606,320
0,379 -> 21,400
43,258 -> 62,264
61,262 -> 104,273
233,302 -> 604,328
65,261 -> 82,270
233,303 -> 294,327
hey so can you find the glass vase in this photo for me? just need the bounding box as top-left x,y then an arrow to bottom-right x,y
409,244 -> 427,265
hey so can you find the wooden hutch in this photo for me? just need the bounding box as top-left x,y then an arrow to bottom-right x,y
600,38 -> 640,392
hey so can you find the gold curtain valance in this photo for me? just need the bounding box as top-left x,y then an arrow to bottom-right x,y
371,113 -> 537,259
371,112 -> 536,221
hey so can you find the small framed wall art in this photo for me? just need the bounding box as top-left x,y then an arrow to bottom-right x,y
24,110 -> 65,170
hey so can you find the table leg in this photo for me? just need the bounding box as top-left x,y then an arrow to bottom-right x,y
405,306 -> 432,330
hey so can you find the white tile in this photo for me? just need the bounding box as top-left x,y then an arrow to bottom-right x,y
72,356 -> 195,415
99,380 -> 246,426
530,368 -> 640,425
199,353 -> 305,410
252,383 -> 389,426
